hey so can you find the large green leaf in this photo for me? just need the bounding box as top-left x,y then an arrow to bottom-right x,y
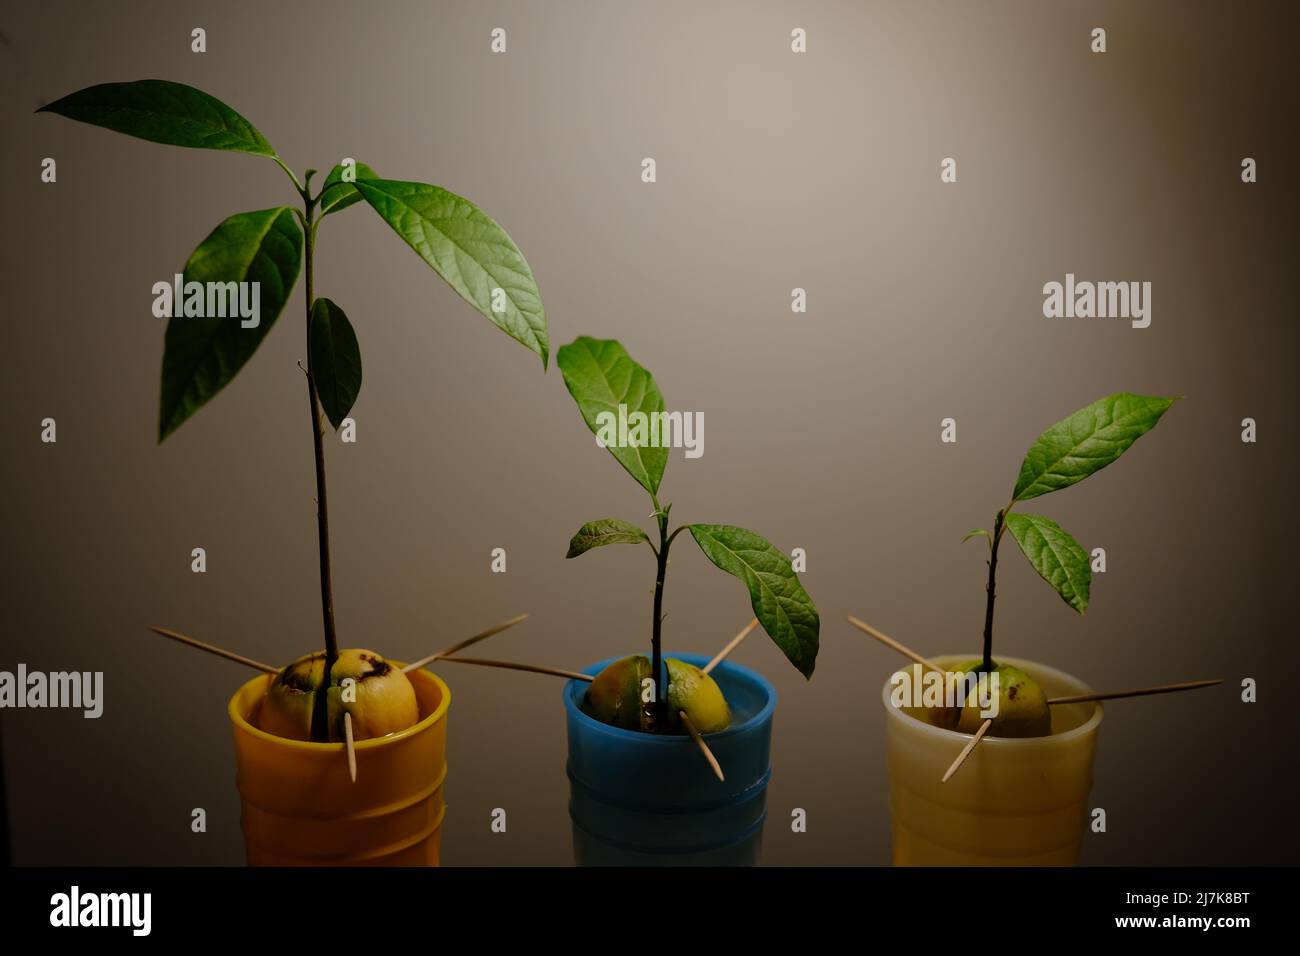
566,518 -> 651,558
309,299 -> 362,430
1005,512 -> 1091,614
1012,393 -> 1178,502
319,161 -> 378,217
687,524 -> 820,678
37,80 -> 275,156
159,207 -> 302,441
355,178 -> 547,365
556,338 -> 668,496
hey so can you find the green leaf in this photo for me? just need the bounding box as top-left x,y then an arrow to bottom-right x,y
962,528 -> 991,544
565,519 -> 651,558
159,207 -> 302,441
354,178 -> 547,365
1005,512 -> 1091,614
1012,393 -> 1178,502
319,162 -> 378,217
687,524 -> 820,679
309,298 -> 362,430
556,337 -> 668,496
37,79 -> 275,156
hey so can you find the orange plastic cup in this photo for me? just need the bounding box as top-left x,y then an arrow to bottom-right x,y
882,655 -> 1102,866
228,665 -> 450,866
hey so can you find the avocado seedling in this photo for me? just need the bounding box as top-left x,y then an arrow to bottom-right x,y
555,337 -> 820,735
40,80 -> 547,755
848,393 -> 1220,781
949,392 -> 1180,737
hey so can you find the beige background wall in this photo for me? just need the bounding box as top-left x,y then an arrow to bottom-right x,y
2,0 -> 1296,864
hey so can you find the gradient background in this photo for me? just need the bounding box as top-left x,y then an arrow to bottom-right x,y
2,0 -> 1296,865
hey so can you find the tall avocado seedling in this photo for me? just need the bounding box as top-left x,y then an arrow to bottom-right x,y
557,337 -> 818,731
40,80 -> 547,741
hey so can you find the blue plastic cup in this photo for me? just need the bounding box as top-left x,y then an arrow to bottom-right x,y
563,651 -> 777,866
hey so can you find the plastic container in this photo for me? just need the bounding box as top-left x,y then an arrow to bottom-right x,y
882,655 -> 1102,866
228,664 -> 450,866
564,652 -> 776,866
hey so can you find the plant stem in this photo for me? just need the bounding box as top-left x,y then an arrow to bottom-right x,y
301,190 -> 339,742
272,155 -> 306,193
980,508 -> 1006,673
649,497 -> 671,730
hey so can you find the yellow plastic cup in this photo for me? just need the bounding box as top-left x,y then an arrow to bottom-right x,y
882,655 -> 1102,866
228,664 -> 450,866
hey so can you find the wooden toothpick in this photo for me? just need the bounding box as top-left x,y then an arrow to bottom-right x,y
942,681 -> 1224,784
434,652 -> 726,780
402,613 -> 530,674
844,614 -> 1224,783
942,717 -> 992,783
846,616 -> 944,674
437,656 -> 593,682
680,710 -> 725,782
1049,679 -> 1221,706
149,626 -> 279,674
343,712 -> 357,783
703,618 -> 759,676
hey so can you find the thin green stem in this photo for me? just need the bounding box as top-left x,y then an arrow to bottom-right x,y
272,155 -> 305,194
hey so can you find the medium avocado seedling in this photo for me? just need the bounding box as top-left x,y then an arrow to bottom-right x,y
40,80 -> 547,744
556,337 -> 820,733
930,392 -> 1179,737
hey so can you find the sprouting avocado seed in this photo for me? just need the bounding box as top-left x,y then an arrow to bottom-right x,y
259,648 -> 420,743
665,658 -> 731,733
924,660 -> 1051,738
957,662 -> 1051,738
584,655 -> 652,731
584,655 -> 731,734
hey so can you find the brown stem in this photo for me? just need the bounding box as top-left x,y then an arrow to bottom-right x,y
980,509 -> 1005,673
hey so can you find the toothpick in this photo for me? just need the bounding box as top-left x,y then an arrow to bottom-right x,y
433,652 -> 724,779
402,613 -> 530,674
1049,678 -> 1221,706
149,626 -> 278,674
941,681 -> 1224,785
680,711 -> 725,782
343,712 -> 357,783
436,656 -> 593,682
941,717 -> 992,783
845,616 -> 944,674
703,618 -> 759,675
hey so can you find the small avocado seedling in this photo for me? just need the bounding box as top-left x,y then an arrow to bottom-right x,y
926,393 -> 1179,737
556,337 -> 820,733
40,80 -> 547,743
